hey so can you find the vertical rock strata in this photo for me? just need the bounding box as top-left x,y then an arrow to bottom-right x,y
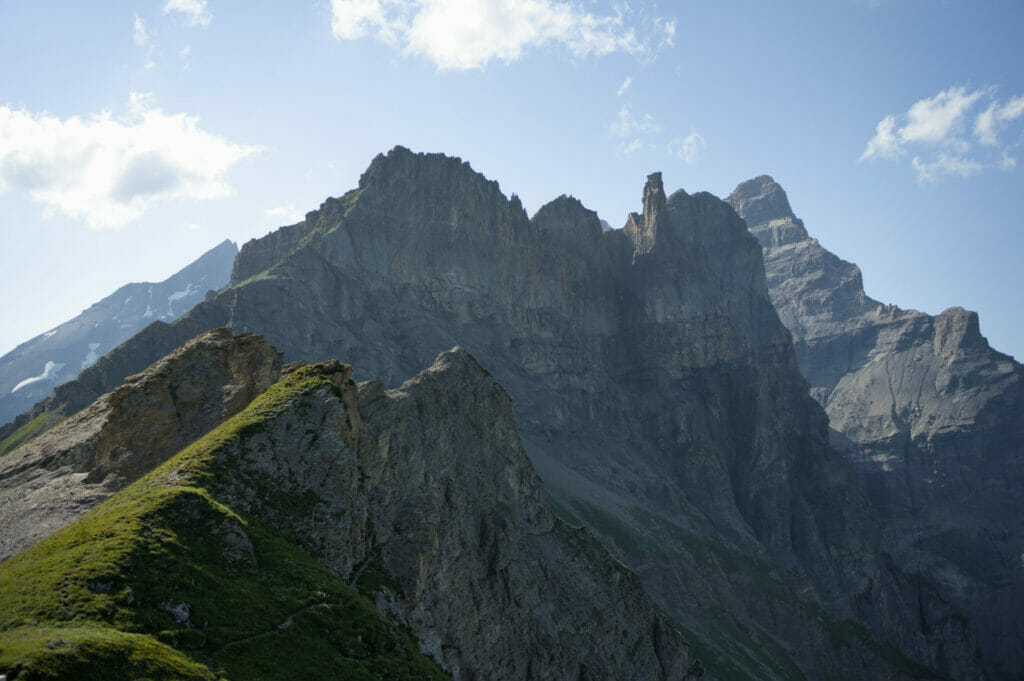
728,175 -> 1024,681
5,148 -> 990,679
1,342 -> 704,680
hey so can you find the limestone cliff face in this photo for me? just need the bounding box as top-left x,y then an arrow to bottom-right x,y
1,336 -> 704,680
6,148 -> 960,680
728,175 -> 1024,681
0,328 -> 281,561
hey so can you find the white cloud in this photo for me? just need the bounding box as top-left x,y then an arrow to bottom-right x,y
974,95 -> 1024,147
0,93 -> 258,229
620,138 -> 642,154
610,105 -> 659,138
183,223 -> 201,230
265,204 -> 304,223
668,130 -> 706,164
1002,95 -> 1024,121
163,0 -> 211,27
860,86 -> 1024,181
911,153 -> 982,183
899,87 -> 982,144
133,14 -> 157,70
617,76 -> 632,96
133,14 -> 150,46
654,16 -> 675,49
860,114 -> 901,161
330,0 -> 669,69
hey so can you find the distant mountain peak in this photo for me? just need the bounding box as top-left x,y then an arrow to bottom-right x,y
727,175 -> 808,248
0,239 -> 237,428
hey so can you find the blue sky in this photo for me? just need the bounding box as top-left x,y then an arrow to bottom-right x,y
1,0 -> 1022,360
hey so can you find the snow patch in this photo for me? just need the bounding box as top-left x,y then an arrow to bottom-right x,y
81,342 -> 101,370
166,283 -> 200,317
11,361 -> 65,393
42,329 -> 58,340
143,304 -> 154,319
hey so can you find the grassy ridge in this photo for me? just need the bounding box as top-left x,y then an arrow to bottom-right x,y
0,410 -> 64,456
0,364 -> 448,681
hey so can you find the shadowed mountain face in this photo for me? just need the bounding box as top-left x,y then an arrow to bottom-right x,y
0,329 -> 702,680
729,175 -> 1024,681
4,148 -> 989,680
0,239 -> 237,429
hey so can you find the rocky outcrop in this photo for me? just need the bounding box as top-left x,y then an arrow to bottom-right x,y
0,328 -> 281,561
0,338 -> 703,680
0,239 -> 237,428
6,148 -> 958,680
350,348 -> 701,680
728,175 -> 1024,681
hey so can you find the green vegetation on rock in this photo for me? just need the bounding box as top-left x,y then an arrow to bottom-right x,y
0,410 -> 64,456
0,364 -> 448,681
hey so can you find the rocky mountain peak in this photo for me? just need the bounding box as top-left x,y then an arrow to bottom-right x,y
727,175 -> 809,248
3,148 -> 984,681
531,194 -> 604,247
356,145 -> 494,199
625,171 -> 668,255
933,305 -> 987,361
732,174 -> 1024,680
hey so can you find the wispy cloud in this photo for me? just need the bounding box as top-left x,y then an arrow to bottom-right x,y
860,86 -> 1024,182
860,114 -> 901,160
621,138 -> 643,154
265,204 -> 304,224
611,105 -> 659,137
610,105 -> 660,154
617,76 -> 632,96
133,14 -> 150,47
668,130 -> 706,164
974,95 -> 1024,147
911,154 -> 983,183
329,0 -> 673,70
133,14 -> 157,70
609,106 -> 705,162
163,0 -> 211,28
0,93 -> 259,229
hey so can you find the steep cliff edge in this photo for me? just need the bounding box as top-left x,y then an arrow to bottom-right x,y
4,148 -> 961,680
728,175 -> 1024,680
0,328 -> 281,561
0,336 -> 702,680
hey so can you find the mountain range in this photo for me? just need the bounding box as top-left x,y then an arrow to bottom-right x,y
0,239 -> 237,430
1,147 -> 1019,680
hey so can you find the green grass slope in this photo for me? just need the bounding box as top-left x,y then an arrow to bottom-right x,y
0,364 -> 448,681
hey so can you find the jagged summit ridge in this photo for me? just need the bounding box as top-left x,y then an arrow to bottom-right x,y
5,148 -> 969,681
729,175 -> 1024,681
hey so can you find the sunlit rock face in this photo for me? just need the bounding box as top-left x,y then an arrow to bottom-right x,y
730,174 -> 1024,681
